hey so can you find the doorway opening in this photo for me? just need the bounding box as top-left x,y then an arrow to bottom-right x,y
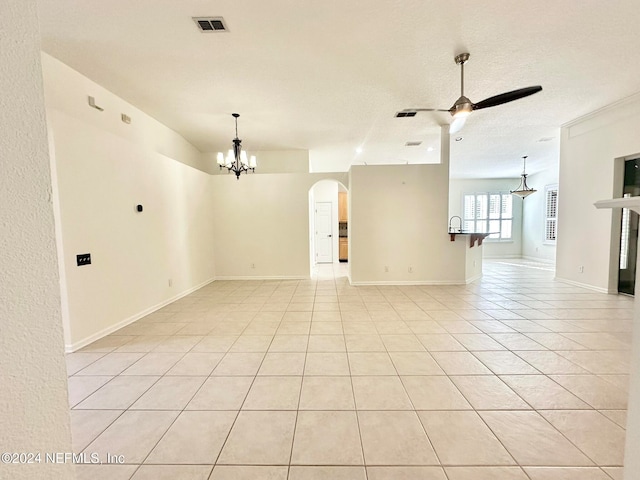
618,157 -> 640,295
309,180 -> 349,269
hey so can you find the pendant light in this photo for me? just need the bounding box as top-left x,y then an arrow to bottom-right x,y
510,155 -> 537,198
216,113 -> 257,180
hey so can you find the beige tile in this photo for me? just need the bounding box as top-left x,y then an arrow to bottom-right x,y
342,322 -> 378,334
258,352 -> 305,375
131,376 -> 205,410
445,467 -> 528,480
375,322 -> 413,334
601,467 -> 624,480
479,411 -> 593,466
525,333 -> 587,350
131,465 -> 213,479
146,411 -> 236,464
389,352 -> 445,375
500,375 -> 589,409
277,321 -> 311,334
84,410 -> 178,463
600,410 -> 627,428
75,352 -> 145,375
218,411 -> 297,465
431,352 -> 492,375
344,334 -> 386,352
380,334 -> 426,351
80,335 -> 137,353
113,336 -> 171,353
417,334 -> 466,351
299,376 -> 355,410
289,466 -> 366,480
514,351 -> 589,374
186,376 -> 253,410
66,352 -> 107,375
305,352 -> 350,375
70,409 -> 122,452
367,467 -> 447,480
472,351 -> 540,374
418,411 -> 515,465
75,376 -> 159,410
291,411 -> 364,465
358,411 -> 438,465
550,375 -> 628,409
352,376 -> 413,410
490,333 -> 546,350
556,351 -> 629,374
450,375 -> 530,410
121,353 -> 184,375
308,335 -> 347,352
268,334 -> 308,352
401,376 -> 471,410
176,323 -> 215,335
67,375 -> 113,407
229,335 -> 273,352
165,352 -> 224,376
75,465 -> 138,480
152,335 -> 203,352
406,321 -> 448,334
192,336 -> 238,352
310,322 -> 343,334
210,466 -> 288,480
212,353 -> 265,376
523,467 -> 612,479
242,376 -> 302,410
348,352 -> 396,375
453,334 -> 506,351
540,410 -> 626,465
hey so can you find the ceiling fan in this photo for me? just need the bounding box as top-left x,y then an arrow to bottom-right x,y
396,53 -> 542,134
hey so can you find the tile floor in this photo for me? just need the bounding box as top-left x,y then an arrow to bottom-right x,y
67,260 -> 632,480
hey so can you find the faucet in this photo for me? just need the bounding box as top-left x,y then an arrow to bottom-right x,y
448,216 -> 462,233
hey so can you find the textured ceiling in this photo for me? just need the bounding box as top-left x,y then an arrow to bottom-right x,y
37,0 -> 640,178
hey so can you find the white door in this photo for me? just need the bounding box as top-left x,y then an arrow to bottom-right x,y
315,202 -> 333,263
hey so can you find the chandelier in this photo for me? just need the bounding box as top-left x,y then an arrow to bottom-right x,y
510,155 -> 537,198
216,113 -> 257,179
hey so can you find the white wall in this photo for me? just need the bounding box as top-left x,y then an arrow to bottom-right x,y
350,127 -> 473,284
449,178 -> 523,258
0,2 -> 74,478
522,166 -> 559,262
206,149 -> 309,175
212,173 -> 348,279
557,93 -> 640,291
43,55 -> 216,351
311,180 -> 340,264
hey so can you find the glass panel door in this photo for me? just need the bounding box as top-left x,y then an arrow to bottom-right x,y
618,159 -> 640,295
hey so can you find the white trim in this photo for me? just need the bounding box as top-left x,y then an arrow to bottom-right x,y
465,274 -> 483,284
562,91 -> 640,128
65,277 -> 215,353
521,255 -> 556,264
214,275 -> 308,281
554,276 -> 611,294
483,254 -> 522,259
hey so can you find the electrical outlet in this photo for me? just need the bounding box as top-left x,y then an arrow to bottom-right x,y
578,266 -> 584,273
384,266 -> 389,273
76,253 -> 91,266
408,266 -> 413,273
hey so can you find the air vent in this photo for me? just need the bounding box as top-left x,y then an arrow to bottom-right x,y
395,111 -> 417,118
405,141 -> 422,147
193,17 -> 228,32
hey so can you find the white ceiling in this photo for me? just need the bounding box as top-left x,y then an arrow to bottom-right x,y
37,0 -> 640,178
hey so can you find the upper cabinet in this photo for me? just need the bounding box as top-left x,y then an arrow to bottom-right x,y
338,192 -> 348,222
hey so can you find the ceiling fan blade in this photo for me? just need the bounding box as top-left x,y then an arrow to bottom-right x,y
395,108 -> 449,118
449,115 -> 467,134
473,86 -> 542,110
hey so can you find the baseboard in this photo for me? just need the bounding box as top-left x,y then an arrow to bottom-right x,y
483,254 -> 523,259
554,276 -> 611,294
465,274 -> 483,284
350,280 -> 467,286
214,275 -> 308,281
65,277 -> 215,353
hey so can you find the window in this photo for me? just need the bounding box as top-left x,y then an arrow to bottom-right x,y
463,193 -> 513,240
545,185 -> 558,244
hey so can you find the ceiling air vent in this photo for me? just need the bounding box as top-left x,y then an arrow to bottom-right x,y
193,17 -> 228,32
405,141 -> 422,147
395,111 -> 417,118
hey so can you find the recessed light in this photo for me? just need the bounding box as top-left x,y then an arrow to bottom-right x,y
355,147 -> 363,154
427,146 -> 434,152
455,137 -> 463,142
